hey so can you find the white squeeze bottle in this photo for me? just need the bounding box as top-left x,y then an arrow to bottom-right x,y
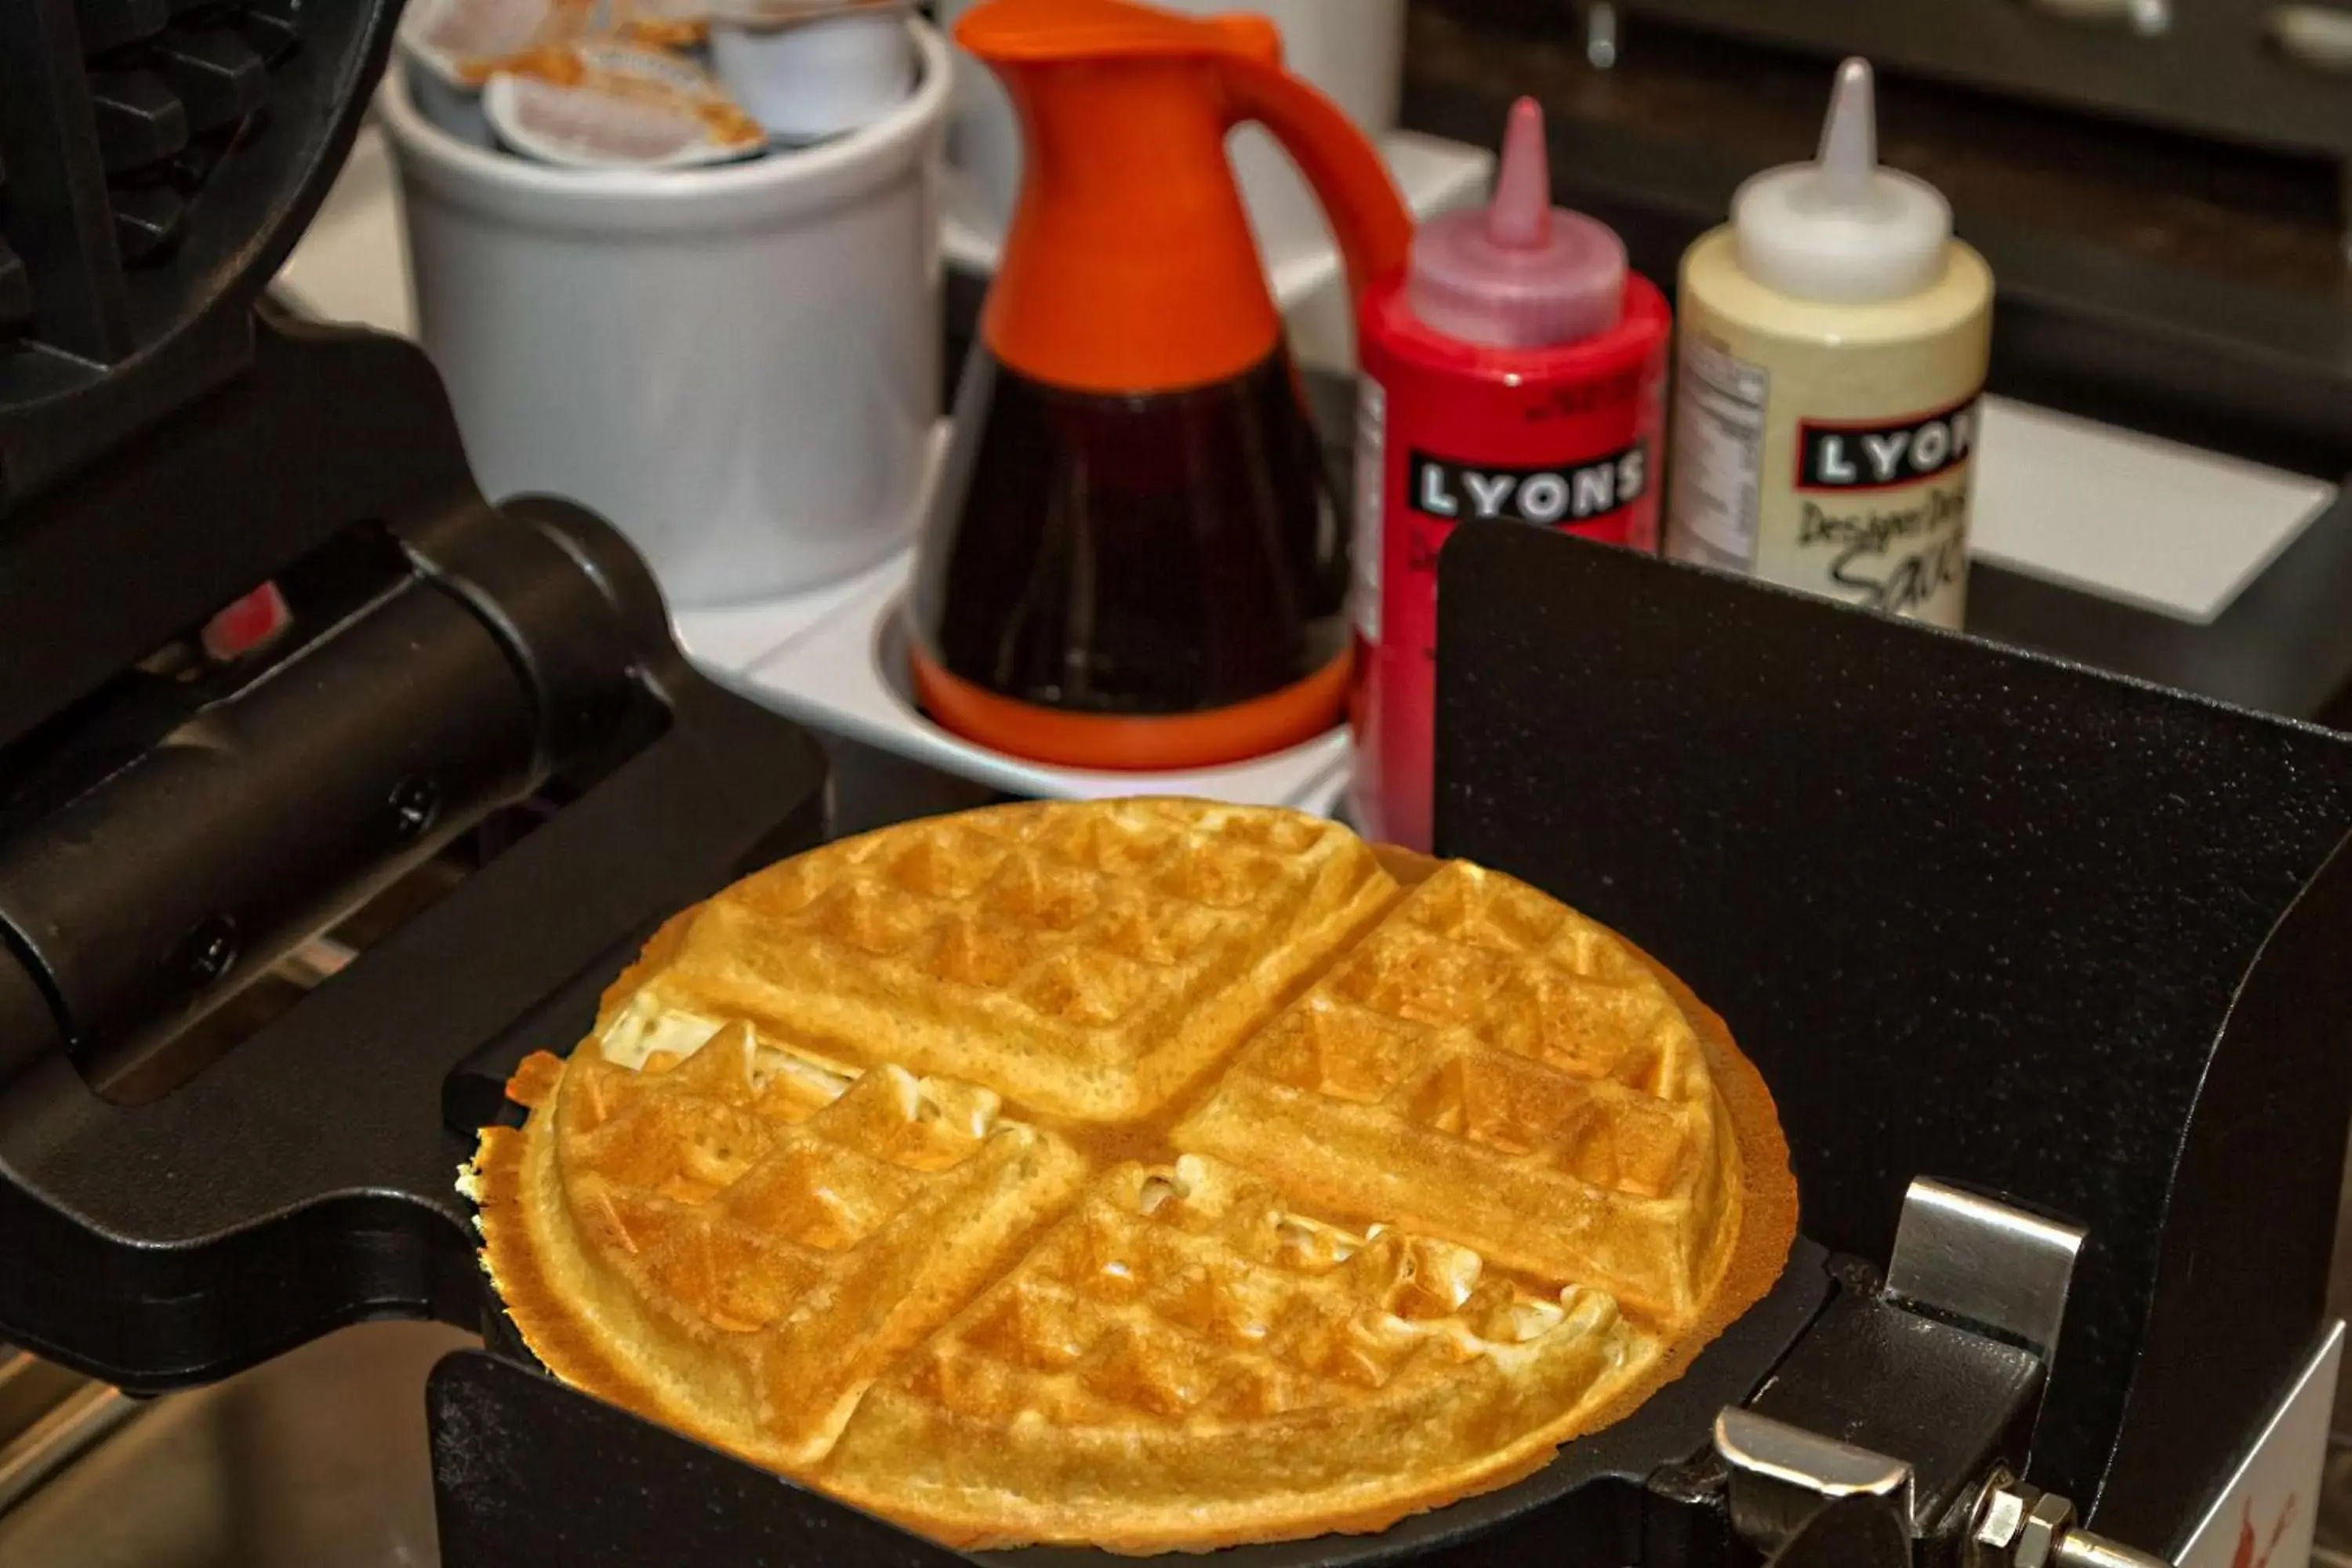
1664,58 -> 1992,629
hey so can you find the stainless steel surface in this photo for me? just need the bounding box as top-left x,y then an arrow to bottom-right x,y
1613,0 -> 2352,161
2325,1138 -> 2352,1568
2342,163 -> 2352,268
2334,1142 -> 2352,1437
2020,0 -> 2169,34
1886,1178 -> 2085,1364
0,1348 -> 88,1444
1716,1406 -> 1915,1559
0,1382 -> 140,1516
0,1320 -> 470,1568
276,935 -> 358,989
1584,1 -> 1618,69
2317,1438 -> 2352,1566
2018,0 -> 2132,20
2270,5 -> 2352,73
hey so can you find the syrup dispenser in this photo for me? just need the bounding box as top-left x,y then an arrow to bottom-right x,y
909,0 -> 1411,771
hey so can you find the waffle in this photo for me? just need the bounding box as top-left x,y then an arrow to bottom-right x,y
593,797 -> 1397,1119
1176,860 -> 1736,1323
823,1152 -> 1655,1548
466,799 -> 1795,1552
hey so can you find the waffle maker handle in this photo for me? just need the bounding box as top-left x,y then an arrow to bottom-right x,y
0,316 -> 829,1391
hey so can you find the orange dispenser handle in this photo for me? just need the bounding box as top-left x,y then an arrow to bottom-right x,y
963,0 -> 1413,394
1213,18 -> 1413,313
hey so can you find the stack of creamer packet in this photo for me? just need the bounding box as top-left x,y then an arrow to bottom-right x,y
397,0 -> 916,167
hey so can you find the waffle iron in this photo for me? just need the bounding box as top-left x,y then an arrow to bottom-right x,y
4,6 -> 2351,1567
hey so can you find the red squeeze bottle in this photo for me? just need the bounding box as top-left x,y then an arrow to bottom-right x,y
1351,98 -> 1670,851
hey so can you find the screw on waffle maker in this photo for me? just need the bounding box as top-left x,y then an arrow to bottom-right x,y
1,9 -> 2350,1568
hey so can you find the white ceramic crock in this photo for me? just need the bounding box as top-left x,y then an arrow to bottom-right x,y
381,21 -> 949,605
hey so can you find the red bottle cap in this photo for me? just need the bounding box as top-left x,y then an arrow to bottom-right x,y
1405,97 -> 1624,349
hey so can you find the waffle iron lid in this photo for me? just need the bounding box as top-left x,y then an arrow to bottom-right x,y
0,0 -> 401,510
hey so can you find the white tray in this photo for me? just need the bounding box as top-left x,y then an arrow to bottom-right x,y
677,557 -> 1352,814
671,429 -> 1352,815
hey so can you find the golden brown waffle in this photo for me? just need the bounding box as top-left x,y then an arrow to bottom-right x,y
466,799 -> 1796,1553
825,1153 -> 1652,1548
470,1022 -> 1087,1468
595,798 -> 1397,1119
1177,860 -> 1736,1323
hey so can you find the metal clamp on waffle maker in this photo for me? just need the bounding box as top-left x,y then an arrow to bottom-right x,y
2,6 -> 2350,1568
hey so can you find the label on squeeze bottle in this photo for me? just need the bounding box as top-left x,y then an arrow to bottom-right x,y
1350,375 -> 1386,645
1666,332 -> 1769,572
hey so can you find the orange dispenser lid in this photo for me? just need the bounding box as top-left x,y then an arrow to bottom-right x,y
957,0 -> 1411,396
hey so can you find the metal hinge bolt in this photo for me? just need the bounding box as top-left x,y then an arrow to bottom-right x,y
1971,1483 -> 2174,1568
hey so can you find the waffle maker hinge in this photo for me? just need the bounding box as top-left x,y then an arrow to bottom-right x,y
1710,1181 -> 2172,1568
0,497 -> 659,1099
0,312 -> 830,1392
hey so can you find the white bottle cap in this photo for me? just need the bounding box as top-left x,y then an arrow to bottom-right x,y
709,11 -> 914,145
1731,58 -> 1952,304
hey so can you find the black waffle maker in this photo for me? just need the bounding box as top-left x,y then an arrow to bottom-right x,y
2,7 -> 2350,1568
